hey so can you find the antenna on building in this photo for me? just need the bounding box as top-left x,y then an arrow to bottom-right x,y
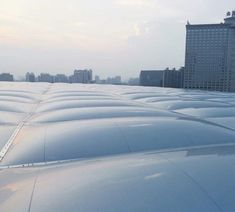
187,20 -> 190,25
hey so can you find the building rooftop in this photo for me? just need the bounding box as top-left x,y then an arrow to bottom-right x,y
1,82 -> 235,211
187,10 -> 235,28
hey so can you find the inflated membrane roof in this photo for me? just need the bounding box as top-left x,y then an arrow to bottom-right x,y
0,82 -> 235,166
1,82 -> 235,211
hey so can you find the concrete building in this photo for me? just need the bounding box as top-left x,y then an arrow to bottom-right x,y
70,69 -> 92,83
163,67 -> 184,88
184,11 -> 235,92
25,72 -> 35,82
54,74 -> 68,83
0,73 -> 14,81
139,70 -> 163,87
38,73 -> 54,83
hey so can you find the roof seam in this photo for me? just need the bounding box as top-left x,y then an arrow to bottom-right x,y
159,154 -> 224,212
0,84 -> 52,162
28,177 -> 38,212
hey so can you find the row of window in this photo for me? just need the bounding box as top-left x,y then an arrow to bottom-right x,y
187,28 -> 228,32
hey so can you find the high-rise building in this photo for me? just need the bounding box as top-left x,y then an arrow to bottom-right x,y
25,72 -> 35,82
184,11 -> 235,92
54,74 -> 68,83
37,73 -> 54,83
70,69 -> 92,83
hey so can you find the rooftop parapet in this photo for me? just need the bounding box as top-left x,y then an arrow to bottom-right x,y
224,10 -> 235,26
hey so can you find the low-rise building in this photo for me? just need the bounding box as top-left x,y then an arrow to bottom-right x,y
163,67 -> 184,88
128,78 -> 139,86
106,76 -> 122,85
139,70 -> 164,87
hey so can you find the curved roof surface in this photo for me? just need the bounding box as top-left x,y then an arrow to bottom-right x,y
1,82 -> 235,211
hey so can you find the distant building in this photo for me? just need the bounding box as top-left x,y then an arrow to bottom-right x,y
95,75 -> 101,84
25,72 -> 35,82
38,73 -> 54,83
128,78 -> 139,86
163,67 -> 184,88
0,73 -> 14,81
95,75 -> 122,85
70,69 -> 92,83
139,70 -> 163,87
106,76 -> 122,85
184,11 -> 235,92
54,74 -> 68,83
99,79 -> 106,84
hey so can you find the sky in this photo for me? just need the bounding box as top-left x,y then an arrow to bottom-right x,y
0,0 -> 234,80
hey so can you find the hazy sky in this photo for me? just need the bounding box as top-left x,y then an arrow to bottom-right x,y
0,0 -> 234,79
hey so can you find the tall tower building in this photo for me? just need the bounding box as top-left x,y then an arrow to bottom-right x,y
184,11 -> 235,92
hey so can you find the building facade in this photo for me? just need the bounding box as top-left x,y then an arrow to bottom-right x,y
70,69 -> 92,83
0,73 -> 14,81
139,70 -> 164,87
106,76 -> 122,85
25,72 -> 35,82
163,67 -> 184,88
184,11 -> 235,92
54,74 -> 68,83
140,68 -> 184,88
37,73 -> 54,83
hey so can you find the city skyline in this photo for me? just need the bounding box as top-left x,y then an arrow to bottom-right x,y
0,0 -> 234,79
0,70 -> 129,85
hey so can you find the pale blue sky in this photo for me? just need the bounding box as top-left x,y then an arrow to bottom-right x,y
0,0 -> 234,79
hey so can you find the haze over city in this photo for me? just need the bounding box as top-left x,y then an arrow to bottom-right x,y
0,0 -> 234,79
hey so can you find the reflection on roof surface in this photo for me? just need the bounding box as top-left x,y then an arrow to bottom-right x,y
0,82 -> 235,166
1,82 -> 235,211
